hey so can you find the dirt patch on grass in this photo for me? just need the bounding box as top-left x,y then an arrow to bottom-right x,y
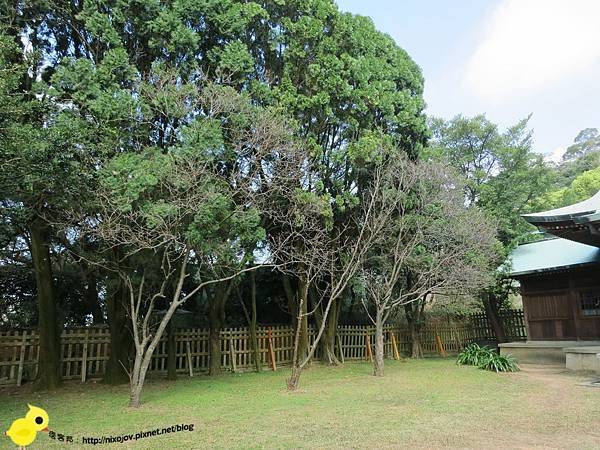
471,364 -> 600,450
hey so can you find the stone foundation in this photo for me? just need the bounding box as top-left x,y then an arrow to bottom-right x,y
499,341 -> 600,367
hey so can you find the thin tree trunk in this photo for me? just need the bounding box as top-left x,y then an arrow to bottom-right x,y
83,270 -> 103,324
483,293 -> 507,343
297,277 -> 309,362
320,297 -> 340,365
30,221 -> 61,391
103,278 -> 132,385
129,384 -> 142,408
287,364 -> 302,390
129,337 -> 159,408
208,292 -> 223,376
410,323 -> 423,358
249,272 -> 261,372
287,277 -> 306,391
373,310 -> 385,376
208,282 -> 234,376
405,301 -> 424,359
282,275 -> 298,327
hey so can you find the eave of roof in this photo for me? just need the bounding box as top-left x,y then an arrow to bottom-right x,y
506,237 -> 600,278
522,191 -> 600,224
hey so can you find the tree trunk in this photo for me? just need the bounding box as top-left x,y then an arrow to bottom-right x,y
103,279 -> 132,385
287,277 -> 308,392
208,293 -> 223,376
410,322 -> 423,358
297,277 -> 309,362
208,282 -> 234,376
483,293 -> 507,343
129,384 -> 142,408
373,311 -> 385,376
287,364 -> 302,390
320,297 -> 340,365
405,301 -> 424,359
129,340 -> 156,408
249,272 -> 261,372
166,319 -> 177,380
30,221 -> 61,391
282,275 -> 298,327
83,270 -> 103,324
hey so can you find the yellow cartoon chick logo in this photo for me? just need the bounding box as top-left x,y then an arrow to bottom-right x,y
4,404 -> 50,449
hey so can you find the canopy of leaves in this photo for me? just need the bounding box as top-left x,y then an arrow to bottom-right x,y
427,114 -> 554,245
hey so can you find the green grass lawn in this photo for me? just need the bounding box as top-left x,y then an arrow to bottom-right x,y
1,359 -> 599,449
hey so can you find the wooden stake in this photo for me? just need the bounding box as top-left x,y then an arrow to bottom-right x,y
267,327 -> 276,371
17,331 -> 27,387
435,334 -> 448,357
229,337 -> 237,373
81,329 -> 89,383
365,329 -> 373,362
186,340 -> 193,377
390,330 -> 400,361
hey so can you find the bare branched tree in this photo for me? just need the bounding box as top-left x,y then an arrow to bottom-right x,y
360,158 -> 497,376
263,156 -> 399,390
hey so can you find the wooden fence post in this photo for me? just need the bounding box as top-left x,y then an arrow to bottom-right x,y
336,334 -> 345,364
81,329 -> 89,383
390,330 -> 400,361
186,340 -> 193,377
365,328 -> 372,362
229,337 -> 237,373
435,333 -> 448,357
267,327 -> 276,371
17,331 -> 27,387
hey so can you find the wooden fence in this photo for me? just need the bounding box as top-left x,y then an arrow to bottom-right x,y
468,309 -> 527,342
0,310 -> 526,386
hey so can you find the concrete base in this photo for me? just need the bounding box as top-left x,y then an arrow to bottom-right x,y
499,341 -> 600,365
564,346 -> 600,372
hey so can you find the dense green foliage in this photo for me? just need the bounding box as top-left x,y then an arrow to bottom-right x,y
478,352 -> 519,373
457,343 -> 519,373
428,114 -> 553,245
456,343 -> 493,367
0,0 -> 433,394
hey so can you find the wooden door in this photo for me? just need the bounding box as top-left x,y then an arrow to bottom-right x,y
523,292 -> 576,340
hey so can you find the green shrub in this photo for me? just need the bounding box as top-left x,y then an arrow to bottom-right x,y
457,343 -> 519,373
478,352 -> 519,373
456,343 -> 491,366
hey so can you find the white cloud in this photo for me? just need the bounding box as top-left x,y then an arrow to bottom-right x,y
544,146 -> 566,163
465,0 -> 600,103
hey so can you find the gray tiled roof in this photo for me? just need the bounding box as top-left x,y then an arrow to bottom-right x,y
507,237 -> 600,277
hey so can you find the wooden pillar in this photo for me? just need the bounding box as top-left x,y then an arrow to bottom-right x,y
81,329 -> 89,383
568,272 -> 580,341
520,286 -> 532,341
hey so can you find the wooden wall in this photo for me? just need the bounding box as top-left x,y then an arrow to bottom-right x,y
520,266 -> 600,340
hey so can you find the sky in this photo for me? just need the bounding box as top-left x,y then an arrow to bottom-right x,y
336,0 -> 600,160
